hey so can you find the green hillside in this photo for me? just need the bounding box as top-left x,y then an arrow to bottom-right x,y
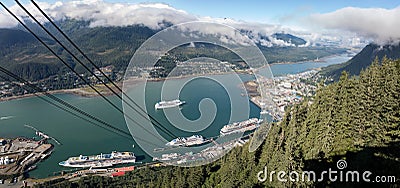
323,43 -> 400,80
0,28 -> 65,81
0,28 -> 37,47
38,58 -> 400,187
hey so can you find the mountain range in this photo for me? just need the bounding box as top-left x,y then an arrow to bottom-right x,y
3,17 -> 399,88
0,19 -> 345,81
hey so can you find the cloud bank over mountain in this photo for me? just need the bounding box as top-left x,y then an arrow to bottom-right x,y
309,6 -> 400,44
1,0 -> 395,46
1,0 -> 313,47
0,0 -> 196,29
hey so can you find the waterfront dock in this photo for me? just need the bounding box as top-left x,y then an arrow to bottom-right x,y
0,137 -> 53,177
24,124 -> 62,145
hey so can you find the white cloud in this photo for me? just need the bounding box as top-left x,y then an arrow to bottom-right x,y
309,6 -> 400,44
37,0 -> 197,29
0,0 -> 367,47
0,0 -> 196,29
0,10 -> 18,28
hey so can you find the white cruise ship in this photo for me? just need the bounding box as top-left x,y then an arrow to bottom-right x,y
155,99 -> 185,109
220,118 -> 263,135
166,135 -> 205,147
59,151 -> 136,168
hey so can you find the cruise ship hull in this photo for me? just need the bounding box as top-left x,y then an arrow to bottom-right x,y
59,151 -> 136,168
220,124 -> 259,135
220,118 -> 262,135
59,159 -> 136,168
165,135 -> 205,147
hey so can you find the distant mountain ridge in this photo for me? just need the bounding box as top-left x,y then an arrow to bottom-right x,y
0,28 -> 37,47
272,33 -> 307,46
0,19 -> 345,81
239,29 -> 308,47
323,42 -> 400,80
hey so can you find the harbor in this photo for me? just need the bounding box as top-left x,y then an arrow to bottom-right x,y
0,53 -> 351,179
152,133 -> 253,166
0,137 -> 53,179
0,125 -> 60,185
151,118 -> 263,166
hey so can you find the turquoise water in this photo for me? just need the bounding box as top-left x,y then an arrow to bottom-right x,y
0,94 -> 137,177
268,54 -> 351,76
0,54 -> 350,178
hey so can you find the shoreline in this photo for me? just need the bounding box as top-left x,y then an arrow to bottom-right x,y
0,87 -> 116,102
0,53 -> 347,103
0,78 -> 145,102
264,53 -> 348,66
0,71 -> 248,102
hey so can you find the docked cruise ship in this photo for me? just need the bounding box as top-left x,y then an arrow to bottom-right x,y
166,135 -> 205,147
59,151 -> 136,168
220,118 -> 263,135
155,99 -> 185,109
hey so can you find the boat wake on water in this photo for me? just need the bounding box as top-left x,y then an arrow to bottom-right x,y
0,116 -> 15,120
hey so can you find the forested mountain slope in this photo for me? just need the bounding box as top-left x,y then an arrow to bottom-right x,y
323,43 -> 400,80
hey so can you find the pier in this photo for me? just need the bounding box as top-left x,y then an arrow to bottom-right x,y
24,124 -> 62,145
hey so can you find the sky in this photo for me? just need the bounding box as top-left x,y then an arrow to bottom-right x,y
3,0 -> 399,24
137,0 -> 400,23
1,0 -> 400,46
